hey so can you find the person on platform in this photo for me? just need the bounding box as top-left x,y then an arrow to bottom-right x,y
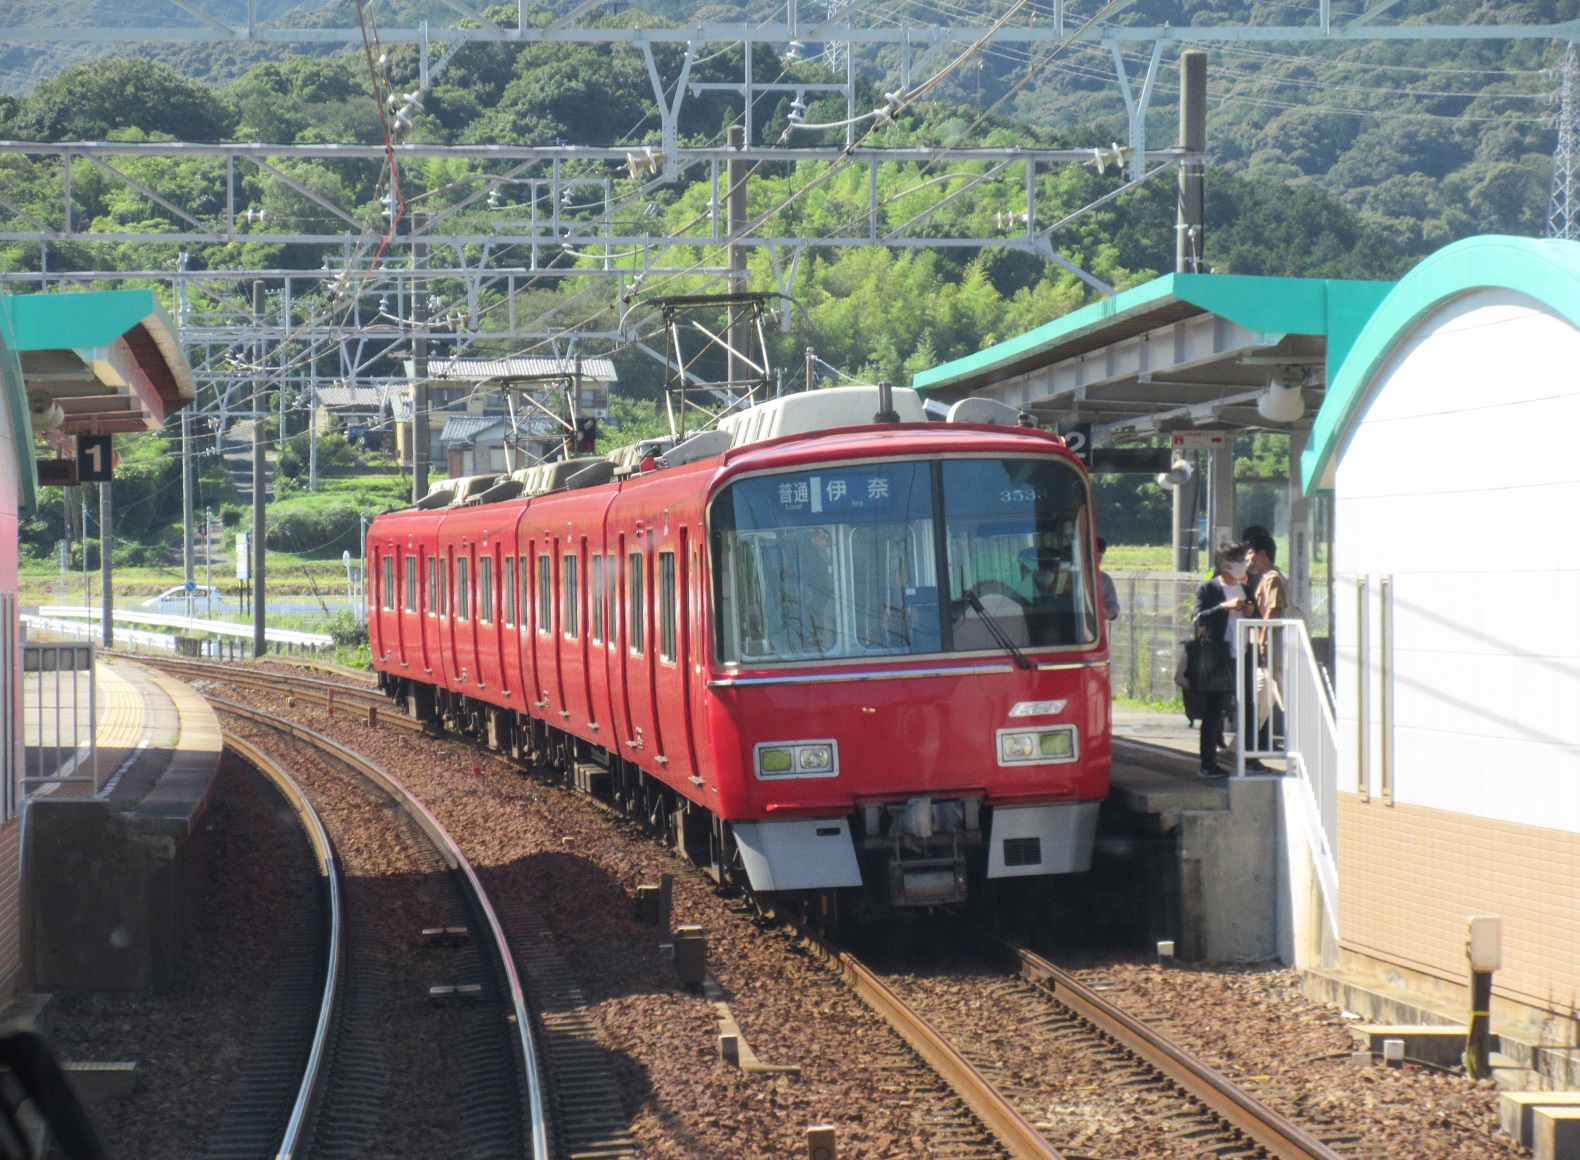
1240,523 -> 1272,603
1096,537 -> 1120,623
1192,542 -> 1253,779
1246,528 -> 1293,766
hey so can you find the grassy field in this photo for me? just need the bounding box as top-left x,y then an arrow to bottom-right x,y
19,554 -> 358,606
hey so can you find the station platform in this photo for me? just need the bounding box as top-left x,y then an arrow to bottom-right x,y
23,656 -> 224,993
1108,705 -> 1233,832
1101,705 -> 1297,965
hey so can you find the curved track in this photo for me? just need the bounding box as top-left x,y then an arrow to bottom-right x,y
150,653 -> 1349,1158
213,697 -> 548,1160
212,729 -> 344,1160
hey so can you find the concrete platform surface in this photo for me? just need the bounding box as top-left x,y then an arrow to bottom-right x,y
26,658 -> 224,993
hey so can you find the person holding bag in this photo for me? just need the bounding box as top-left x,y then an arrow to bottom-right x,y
1189,542 -> 1253,779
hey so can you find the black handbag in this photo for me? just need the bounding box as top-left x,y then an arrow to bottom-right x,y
1185,635 -> 1235,694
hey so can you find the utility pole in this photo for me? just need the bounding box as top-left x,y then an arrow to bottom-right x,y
205,506 -> 213,616
99,470 -> 113,649
252,280 -> 267,659
308,362 -> 319,493
182,407 -> 195,620
726,124 -> 748,394
1175,49 -> 1207,276
1550,43 -> 1579,240
411,210 -> 430,503
1172,50 -> 1208,574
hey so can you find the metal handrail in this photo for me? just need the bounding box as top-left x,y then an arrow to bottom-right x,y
1233,617 -> 1340,940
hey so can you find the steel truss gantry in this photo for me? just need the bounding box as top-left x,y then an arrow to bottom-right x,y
4,0 -> 1573,445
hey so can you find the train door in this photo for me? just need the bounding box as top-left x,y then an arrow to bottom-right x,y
651,540 -> 693,778
454,545 -> 475,686
560,540 -> 590,729
519,527 -> 538,716
476,541 -> 500,693
368,546 -> 385,661
421,551 -> 437,678
622,536 -> 663,764
673,528 -> 701,778
501,547 -> 519,702
612,532 -> 636,753
398,548 -> 418,672
531,539 -> 560,716
581,537 -> 598,735
436,544 -> 456,689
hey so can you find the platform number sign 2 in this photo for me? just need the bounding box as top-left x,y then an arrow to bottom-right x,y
76,435 -> 113,483
1058,423 -> 1093,468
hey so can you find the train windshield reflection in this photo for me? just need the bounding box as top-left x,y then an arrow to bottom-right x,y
710,456 -> 1095,665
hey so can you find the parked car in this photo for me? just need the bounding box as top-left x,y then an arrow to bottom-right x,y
142,585 -> 229,612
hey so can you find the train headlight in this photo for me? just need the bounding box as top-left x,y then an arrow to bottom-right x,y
1039,729 -> 1074,758
797,744 -> 833,771
1000,732 -> 1037,761
758,747 -> 794,774
754,739 -> 839,779
996,726 -> 1079,766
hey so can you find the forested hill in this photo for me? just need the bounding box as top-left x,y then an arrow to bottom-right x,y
0,0 -> 1566,258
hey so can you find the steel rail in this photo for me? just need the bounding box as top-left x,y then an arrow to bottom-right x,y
219,728 -> 344,1160
210,696 -> 551,1160
129,655 -> 415,727
1014,945 -> 1347,1160
803,932 -> 1062,1160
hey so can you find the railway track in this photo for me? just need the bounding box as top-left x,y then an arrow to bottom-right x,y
210,698 -> 549,1160
799,923 -> 1353,1160
150,663 -> 637,1159
145,654 -> 1351,1158
122,654 -> 413,728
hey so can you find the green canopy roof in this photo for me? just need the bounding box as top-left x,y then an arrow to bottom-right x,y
913,272 -> 1394,398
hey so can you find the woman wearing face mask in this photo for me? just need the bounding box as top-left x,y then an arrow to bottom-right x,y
1190,542 -> 1254,779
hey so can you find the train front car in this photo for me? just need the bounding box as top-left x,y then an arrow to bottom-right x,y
703,424 -> 1110,915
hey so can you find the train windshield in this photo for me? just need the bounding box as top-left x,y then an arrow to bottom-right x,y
710,456 -> 1096,665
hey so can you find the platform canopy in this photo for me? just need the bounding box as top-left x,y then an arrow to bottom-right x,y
7,289 -> 195,436
912,273 -> 1394,441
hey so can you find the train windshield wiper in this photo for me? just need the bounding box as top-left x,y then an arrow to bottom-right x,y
963,589 -> 1032,671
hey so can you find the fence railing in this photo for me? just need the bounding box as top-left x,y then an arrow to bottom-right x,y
1234,617 -> 1339,938
22,641 -> 98,796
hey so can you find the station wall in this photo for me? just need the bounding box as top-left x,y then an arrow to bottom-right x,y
1326,259 -> 1580,1011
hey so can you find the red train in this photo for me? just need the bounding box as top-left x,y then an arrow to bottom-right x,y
367,386 -> 1111,917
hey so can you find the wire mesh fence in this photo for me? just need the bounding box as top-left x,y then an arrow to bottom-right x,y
1106,572 -> 1198,705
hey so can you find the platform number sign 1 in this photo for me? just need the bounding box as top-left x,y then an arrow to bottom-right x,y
1058,422 -> 1093,468
76,434 -> 113,483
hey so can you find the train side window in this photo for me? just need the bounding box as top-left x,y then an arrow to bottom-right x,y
438,556 -> 448,617
590,555 -> 604,643
479,556 -> 494,625
427,557 -> 438,615
521,557 -> 531,633
456,557 -> 470,622
382,553 -> 395,611
659,551 -> 677,663
628,552 -> 645,655
537,554 -> 553,634
607,556 -> 619,648
404,556 -> 418,613
564,555 -> 579,639
504,558 -> 516,627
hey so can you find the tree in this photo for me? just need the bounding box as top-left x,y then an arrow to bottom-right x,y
5,59 -> 234,142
